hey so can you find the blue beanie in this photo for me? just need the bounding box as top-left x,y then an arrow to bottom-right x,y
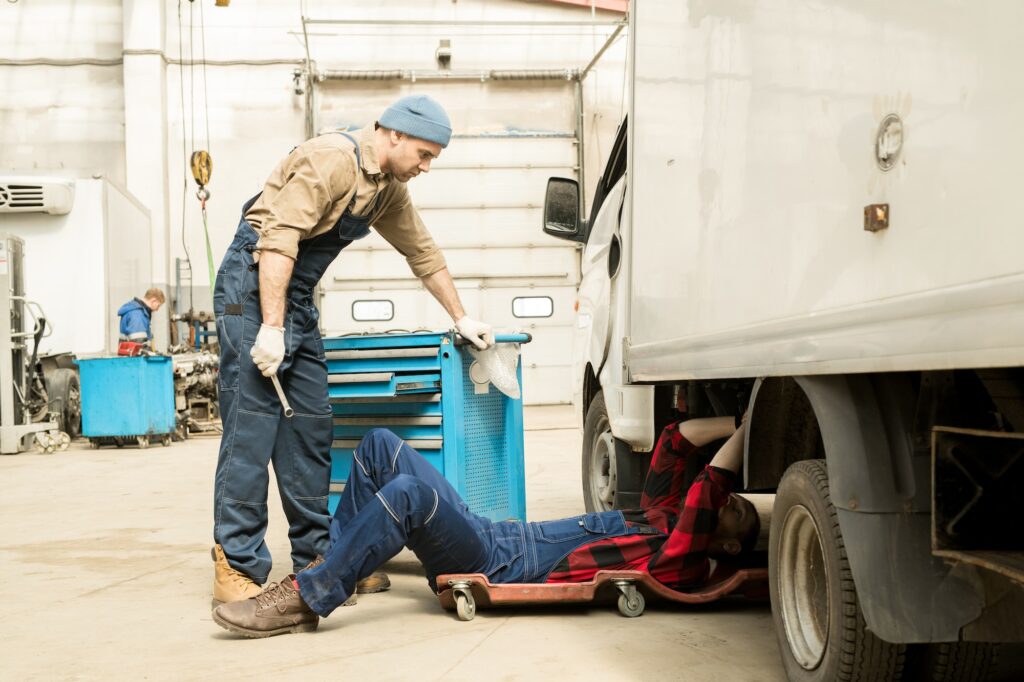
379,95 -> 452,148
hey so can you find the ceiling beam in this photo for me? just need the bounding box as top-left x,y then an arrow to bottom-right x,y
534,0 -> 628,12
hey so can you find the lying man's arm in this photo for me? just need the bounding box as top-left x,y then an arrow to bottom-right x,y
641,417 -> 737,509
645,423 -> 746,587
708,419 -> 745,474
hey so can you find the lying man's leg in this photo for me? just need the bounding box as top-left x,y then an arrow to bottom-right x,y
299,472 -> 490,616
212,431 -> 493,637
331,427 -> 481,538
332,428 -> 488,594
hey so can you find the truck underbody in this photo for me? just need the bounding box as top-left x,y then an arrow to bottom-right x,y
578,366 -> 1024,679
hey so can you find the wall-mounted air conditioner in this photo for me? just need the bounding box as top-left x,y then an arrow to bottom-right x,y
0,177 -> 75,215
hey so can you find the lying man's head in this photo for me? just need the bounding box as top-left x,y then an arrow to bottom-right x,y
709,493 -> 760,557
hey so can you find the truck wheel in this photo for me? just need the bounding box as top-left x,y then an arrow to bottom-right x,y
45,368 -> 81,439
582,391 -> 619,512
904,642 -> 998,681
770,459 -> 905,682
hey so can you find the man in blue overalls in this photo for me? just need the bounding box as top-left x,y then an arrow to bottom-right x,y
211,95 -> 495,606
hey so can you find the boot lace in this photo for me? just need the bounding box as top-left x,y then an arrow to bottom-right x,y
254,581 -> 291,609
227,567 -> 254,587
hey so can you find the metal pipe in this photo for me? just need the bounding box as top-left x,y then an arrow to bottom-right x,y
345,243 -> 567,251
580,22 -> 626,79
491,69 -> 576,81
427,163 -> 576,171
0,54 -> 307,67
300,14 -> 313,69
304,18 -> 626,27
574,78 -> 586,217
331,273 -> 571,284
305,73 -> 317,140
301,10 -> 316,140
413,203 -> 541,210
449,132 -> 575,139
318,69 -> 405,81
323,276 -> 575,292
0,57 -> 123,67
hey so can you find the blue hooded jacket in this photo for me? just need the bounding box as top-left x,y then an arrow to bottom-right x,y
118,298 -> 152,341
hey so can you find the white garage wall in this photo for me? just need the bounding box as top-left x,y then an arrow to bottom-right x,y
0,0 -> 125,181
0,0 -> 627,403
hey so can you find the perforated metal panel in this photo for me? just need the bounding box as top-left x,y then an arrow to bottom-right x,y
460,351 -> 511,517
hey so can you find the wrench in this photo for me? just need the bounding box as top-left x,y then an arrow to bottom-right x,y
270,375 -> 295,418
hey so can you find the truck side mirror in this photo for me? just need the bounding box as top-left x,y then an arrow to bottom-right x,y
543,177 -> 585,243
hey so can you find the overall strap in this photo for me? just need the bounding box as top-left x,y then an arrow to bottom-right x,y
331,131 -> 365,213
332,130 -> 362,168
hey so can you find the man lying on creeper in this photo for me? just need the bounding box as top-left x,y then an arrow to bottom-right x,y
213,416 -> 760,637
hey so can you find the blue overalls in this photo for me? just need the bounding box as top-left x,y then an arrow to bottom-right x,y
213,133 -> 374,582
297,429 -> 649,617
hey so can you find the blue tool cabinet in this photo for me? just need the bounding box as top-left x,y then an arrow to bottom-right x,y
324,332 -> 528,521
77,355 -> 176,448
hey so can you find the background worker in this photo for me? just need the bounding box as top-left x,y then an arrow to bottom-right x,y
117,287 -> 165,345
211,95 -> 496,606
212,418 -> 760,637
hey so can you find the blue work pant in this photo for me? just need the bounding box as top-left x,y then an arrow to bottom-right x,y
297,429 -> 633,617
213,218 -> 333,582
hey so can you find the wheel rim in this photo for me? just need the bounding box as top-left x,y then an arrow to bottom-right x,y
588,414 -> 617,510
66,383 -> 81,433
778,504 -> 830,670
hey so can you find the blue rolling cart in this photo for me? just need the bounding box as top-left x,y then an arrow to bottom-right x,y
77,355 -> 176,449
324,331 -> 529,521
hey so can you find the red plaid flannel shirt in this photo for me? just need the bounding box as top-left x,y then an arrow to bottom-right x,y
546,421 -> 736,588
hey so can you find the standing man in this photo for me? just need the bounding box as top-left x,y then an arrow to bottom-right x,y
211,95 -> 495,605
117,287 -> 165,344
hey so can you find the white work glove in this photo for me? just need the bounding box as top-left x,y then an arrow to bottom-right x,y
250,324 -> 285,377
455,316 -> 495,351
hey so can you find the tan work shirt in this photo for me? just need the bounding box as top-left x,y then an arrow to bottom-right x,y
245,124 -> 446,278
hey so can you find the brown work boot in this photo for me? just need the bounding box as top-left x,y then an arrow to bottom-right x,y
211,544 -> 262,607
301,555 -> 324,572
356,571 -> 391,594
212,575 -> 318,639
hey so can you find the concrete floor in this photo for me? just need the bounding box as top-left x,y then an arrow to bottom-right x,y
0,406 -> 785,681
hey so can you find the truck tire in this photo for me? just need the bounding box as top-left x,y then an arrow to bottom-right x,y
904,642 -> 997,681
45,368 -> 81,439
582,391 -> 622,512
769,459 -> 905,682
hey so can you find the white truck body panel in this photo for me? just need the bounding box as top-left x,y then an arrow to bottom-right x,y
625,0 -> 1024,382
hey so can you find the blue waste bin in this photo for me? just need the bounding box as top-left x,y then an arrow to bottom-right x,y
324,331 -> 529,521
77,356 -> 176,448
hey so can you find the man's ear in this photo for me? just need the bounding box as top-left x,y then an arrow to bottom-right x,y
389,129 -> 404,146
722,539 -> 742,556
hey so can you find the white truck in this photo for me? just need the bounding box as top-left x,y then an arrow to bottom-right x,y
542,2 -> 1024,680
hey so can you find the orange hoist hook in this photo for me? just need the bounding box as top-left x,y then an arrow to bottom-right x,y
190,150 -> 213,208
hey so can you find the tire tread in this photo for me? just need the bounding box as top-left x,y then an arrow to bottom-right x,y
905,641 -> 998,682
773,460 -> 905,682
